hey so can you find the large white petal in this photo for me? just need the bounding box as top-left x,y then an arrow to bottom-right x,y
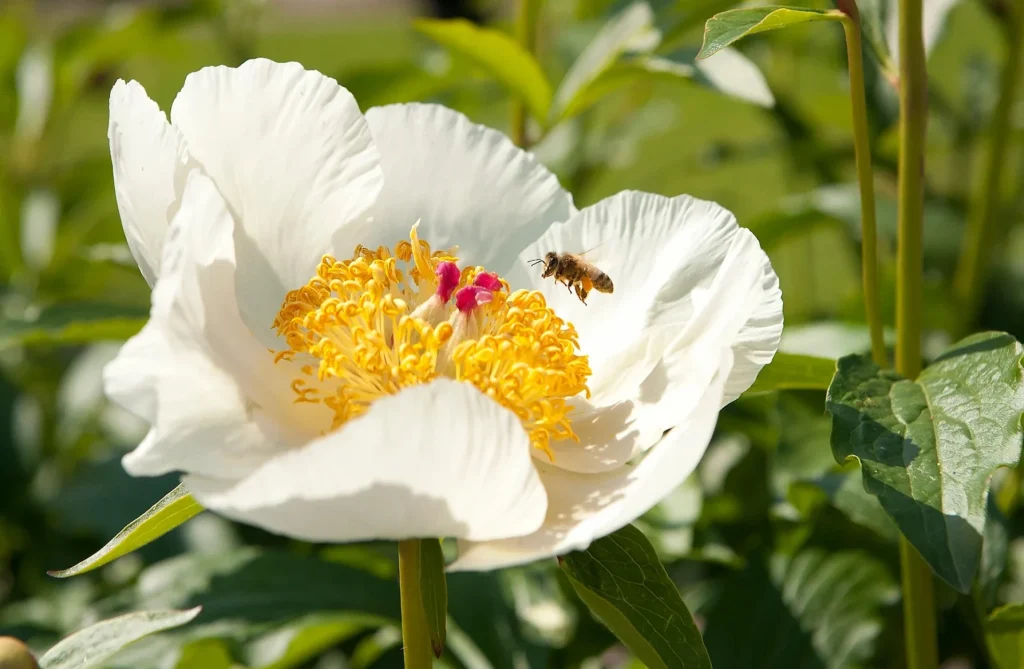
512,192 -> 780,474
451,347 -> 731,571
106,322 -> 281,479
184,380 -> 549,543
347,103 -> 575,274
545,232 -> 770,473
169,59 -> 383,335
107,170 -> 331,480
106,172 -> 290,479
108,79 -> 191,286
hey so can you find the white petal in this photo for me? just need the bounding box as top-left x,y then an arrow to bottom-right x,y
106,322 -> 281,479
106,170 -> 325,480
513,191 -> 781,400
108,79 -> 191,286
514,192 -> 780,474
347,103 -> 575,274
184,380 -> 549,543
451,348 -> 732,571
169,59 -> 383,333
106,172 -> 289,479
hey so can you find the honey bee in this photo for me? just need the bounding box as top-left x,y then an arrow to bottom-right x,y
529,250 -> 614,305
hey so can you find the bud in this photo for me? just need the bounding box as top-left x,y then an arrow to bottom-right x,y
0,637 -> 38,669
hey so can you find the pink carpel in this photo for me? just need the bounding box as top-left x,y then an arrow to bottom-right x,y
455,286 -> 494,313
474,272 -> 502,291
435,261 -> 461,303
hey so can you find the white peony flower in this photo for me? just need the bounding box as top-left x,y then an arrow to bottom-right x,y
104,58 -> 782,571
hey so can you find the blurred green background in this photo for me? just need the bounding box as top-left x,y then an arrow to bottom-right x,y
2,0 -> 1023,667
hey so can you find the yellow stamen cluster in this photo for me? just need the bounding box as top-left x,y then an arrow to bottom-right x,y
452,289 -> 590,458
271,226 -> 591,457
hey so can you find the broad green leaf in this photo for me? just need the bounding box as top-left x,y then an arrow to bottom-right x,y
419,538 -> 448,658
414,18 -> 552,123
987,604 -> 1024,669
558,56 -> 695,121
0,302 -> 147,351
248,615 -> 372,669
743,352 -> 836,395
560,524 -> 711,669
559,47 -> 773,121
49,484 -> 204,577
173,639 -> 234,669
38,608 -> 201,669
697,6 -> 838,60
110,549 -> 507,669
551,1 -> 662,122
350,627 -> 402,669
826,332 -> 1024,592
979,494 -> 1010,610
788,471 -> 899,543
702,548 -> 898,668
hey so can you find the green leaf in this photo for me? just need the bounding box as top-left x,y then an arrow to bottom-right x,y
853,0 -> 896,77
826,332 -> 1024,592
558,56 -> 694,121
38,608 -> 201,669
248,615 -> 372,669
419,538 -> 448,658
414,18 -> 552,123
111,548 -> 503,669
987,604 -> 1024,669
979,493 -> 1011,610
0,302 -> 147,350
551,1 -> 662,122
560,524 -> 712,669
49,484 -> 204,578
557,47 -> 774,121
743,352 -> 836,395
702,548 -> 898,668
788,471 -> 899,543
697,6 -> 839,60
174,639 -> 234,669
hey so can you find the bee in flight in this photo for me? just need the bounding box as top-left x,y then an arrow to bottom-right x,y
529,249 -> 614,305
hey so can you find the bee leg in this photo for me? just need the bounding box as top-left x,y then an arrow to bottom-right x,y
574,282 -> 588,306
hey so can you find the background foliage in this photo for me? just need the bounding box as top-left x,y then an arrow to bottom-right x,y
1,0 -> 1022,667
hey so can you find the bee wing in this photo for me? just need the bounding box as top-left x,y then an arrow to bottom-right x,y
577,243 -> 604,259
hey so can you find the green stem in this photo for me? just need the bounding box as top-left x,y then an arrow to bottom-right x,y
838,4 -> 887,367
398,540 -> 433,669
895,0 -> 938,667
512,0 -> 541,148
951,4 -> 1023,332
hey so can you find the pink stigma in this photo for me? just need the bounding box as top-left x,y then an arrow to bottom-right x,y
435,261 -> 461,303
474,272 -> 502,291
456,286 -> 493,313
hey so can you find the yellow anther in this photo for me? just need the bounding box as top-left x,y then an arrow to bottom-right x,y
271,226 -> 591,456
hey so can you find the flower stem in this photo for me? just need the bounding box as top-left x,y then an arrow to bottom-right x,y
951,4 -> 1023,331
512,0 -> 541,148
837,2 -> 887,367
398,539 -> 433,669
895,0 -> 938,667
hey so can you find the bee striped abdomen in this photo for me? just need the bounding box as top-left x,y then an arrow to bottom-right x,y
591,272 -> 613,293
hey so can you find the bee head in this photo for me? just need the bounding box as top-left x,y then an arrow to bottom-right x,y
541,252 -> 559,278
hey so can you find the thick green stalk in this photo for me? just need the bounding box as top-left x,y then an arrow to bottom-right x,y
895,0 -> 937,667
838,3 -> 887,367
398,540 -> 433,669
951,5 -> 1023,331
511,0 -> 541,148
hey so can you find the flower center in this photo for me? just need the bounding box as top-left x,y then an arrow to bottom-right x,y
271,223 -> 592,459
